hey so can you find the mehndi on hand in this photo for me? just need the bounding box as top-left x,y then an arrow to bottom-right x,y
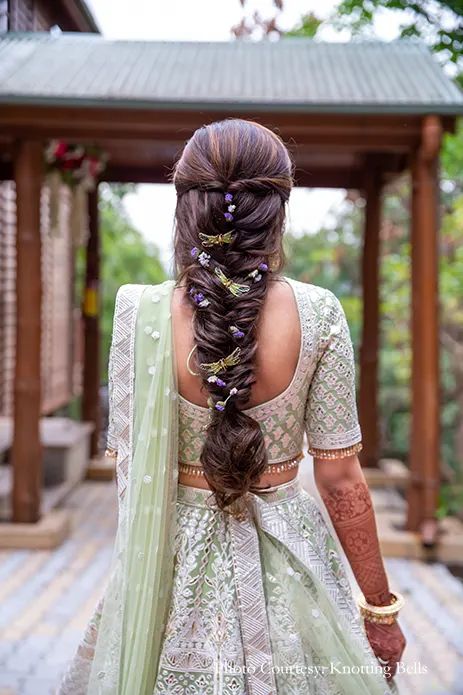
365,620 -> 407,680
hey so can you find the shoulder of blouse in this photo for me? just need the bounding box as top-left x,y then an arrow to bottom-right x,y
285,279 -> 347,343
284,277 -> 342,309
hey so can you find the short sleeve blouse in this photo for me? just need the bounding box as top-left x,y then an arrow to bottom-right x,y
304,289 -> 362,458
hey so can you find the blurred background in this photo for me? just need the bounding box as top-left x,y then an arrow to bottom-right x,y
0,1 -> 463,694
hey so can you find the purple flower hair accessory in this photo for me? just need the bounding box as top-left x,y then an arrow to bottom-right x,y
229,325 -> 245,339
190,288 -> 210,308
247,269 -> 262,283
198,251 -> 211,267
191,247 -> 199,258
210,385 -> 238,412
224,192 -> 236,222
208,375 -> 226,388
258,262 -> 269,272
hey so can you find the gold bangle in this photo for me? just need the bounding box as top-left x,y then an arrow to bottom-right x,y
360,610 -> 397,625
308,442 -> 363,460
358,591 -> 405,617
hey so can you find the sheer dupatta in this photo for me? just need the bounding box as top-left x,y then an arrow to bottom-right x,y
87,281 -> 179,694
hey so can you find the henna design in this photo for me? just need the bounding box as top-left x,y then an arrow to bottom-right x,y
321,481 -> 391,606
365,621 -> 407,680
322,482 -> 372,523
320,478 -> 407,673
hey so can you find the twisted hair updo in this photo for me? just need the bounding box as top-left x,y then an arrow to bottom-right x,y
173,119 -> 293,513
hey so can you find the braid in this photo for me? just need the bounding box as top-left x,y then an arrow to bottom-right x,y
173,119 -> 293,513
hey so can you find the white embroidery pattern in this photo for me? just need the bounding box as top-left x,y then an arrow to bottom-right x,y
106,284 -> 145,502
178,279 -> 362,466
153,480 -> 390,695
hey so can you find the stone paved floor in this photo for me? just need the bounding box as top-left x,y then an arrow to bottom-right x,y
0,479 -> 462,695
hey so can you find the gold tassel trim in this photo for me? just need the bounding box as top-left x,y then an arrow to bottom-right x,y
308,441 -> 363,460
178,452 -> 303,478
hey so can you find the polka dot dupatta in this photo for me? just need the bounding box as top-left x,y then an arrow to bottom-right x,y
88,281 -> 179,694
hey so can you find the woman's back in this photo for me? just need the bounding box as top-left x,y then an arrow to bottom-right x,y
58,119 -> 404,695
175,275 -> 363,475
173,277 -> 300,411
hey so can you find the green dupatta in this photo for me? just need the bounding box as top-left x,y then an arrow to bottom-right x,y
87,281 -> 179,694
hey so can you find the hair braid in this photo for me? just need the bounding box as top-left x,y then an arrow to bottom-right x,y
172,119 -> 293,513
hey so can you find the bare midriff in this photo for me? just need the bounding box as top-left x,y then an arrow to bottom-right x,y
177,453 -> 302,491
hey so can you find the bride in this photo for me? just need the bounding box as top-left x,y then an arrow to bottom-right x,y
59,118 -> 405,694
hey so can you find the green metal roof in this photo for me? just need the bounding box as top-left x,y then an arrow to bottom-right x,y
0,33 -> 462,114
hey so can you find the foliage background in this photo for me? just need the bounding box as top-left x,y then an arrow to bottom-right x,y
280,0 -> 463,514
94,0 -> 463,514
76,184 -> 166,385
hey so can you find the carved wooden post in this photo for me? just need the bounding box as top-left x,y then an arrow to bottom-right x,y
82,187 -> 101,458
12,140 -> 43,523
359,167 -> 382,468
407,116 -> 442,543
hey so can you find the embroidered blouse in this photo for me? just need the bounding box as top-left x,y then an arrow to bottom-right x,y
177,277 -> 362,465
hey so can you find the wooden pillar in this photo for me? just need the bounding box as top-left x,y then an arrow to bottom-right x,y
359,168 -> 382,468
407,116 -> 442,540
81,187 -> 101,458
12,140 -> 43,523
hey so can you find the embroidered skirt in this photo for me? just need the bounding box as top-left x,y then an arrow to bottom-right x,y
153,477 -> 395,695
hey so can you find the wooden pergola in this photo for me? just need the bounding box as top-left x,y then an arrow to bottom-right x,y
1,34 -> 463,541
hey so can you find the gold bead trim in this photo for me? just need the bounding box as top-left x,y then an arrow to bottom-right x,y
308,441 -> 363,460
359,610 -> 397,625
105,447 -> 118,459
265,452 -> 304,473
178,462 -> 205,477
178,452 -> 304,478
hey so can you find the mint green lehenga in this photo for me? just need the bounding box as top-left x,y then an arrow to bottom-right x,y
58,277 -> 397,695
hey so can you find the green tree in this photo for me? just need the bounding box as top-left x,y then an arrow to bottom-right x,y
234,0 -> 463,511
76,184 -> 166,384
334,0 -> 463,78
284,189 -> 413,461
100,184 -> 166,379
324,0 -> 463,506
284,13 -> 322,38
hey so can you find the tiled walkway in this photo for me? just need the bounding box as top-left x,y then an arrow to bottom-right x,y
0,479 -> 462,695
0,482 -> 114,695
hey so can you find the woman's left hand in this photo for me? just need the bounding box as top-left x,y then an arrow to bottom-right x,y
365,620 -> 407,680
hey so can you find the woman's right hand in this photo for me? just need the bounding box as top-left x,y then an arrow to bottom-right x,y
365,620 -> 407,680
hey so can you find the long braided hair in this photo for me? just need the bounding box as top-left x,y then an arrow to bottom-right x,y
173,119 -> 293,513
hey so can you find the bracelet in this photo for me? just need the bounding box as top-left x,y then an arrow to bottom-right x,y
358,591 -> 405,624
360,612 -> 397,625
